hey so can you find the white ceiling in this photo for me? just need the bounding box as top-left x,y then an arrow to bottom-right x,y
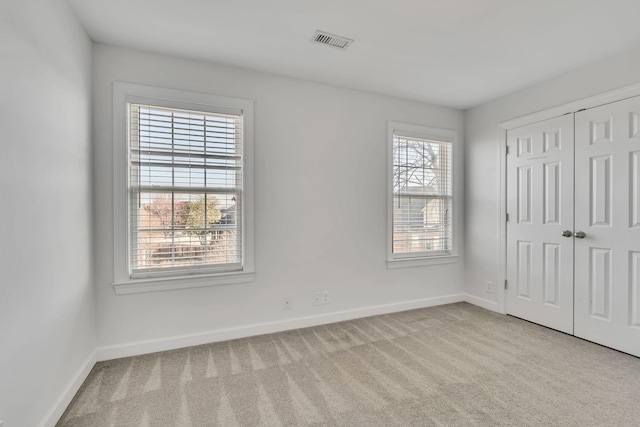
68,0 -> 640,109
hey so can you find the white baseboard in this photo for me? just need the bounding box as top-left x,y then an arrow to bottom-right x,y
463,293 -> 499,312
97,293 -> 466,361
34,293 -> 498,425
38,350 -> 96,427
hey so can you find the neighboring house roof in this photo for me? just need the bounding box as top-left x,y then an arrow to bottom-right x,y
397,184 -> 440,196
213,204 -> 236,230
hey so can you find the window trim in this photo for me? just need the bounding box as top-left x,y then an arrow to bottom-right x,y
386,121 -> 458,268
113,82 -> 254,294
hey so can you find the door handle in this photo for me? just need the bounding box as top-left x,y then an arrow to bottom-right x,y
561,230 -> 573,237
574,231 -> 586,239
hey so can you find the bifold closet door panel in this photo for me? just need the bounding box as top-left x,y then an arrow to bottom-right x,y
574,96 -> 640,357
506,114 -> 575,334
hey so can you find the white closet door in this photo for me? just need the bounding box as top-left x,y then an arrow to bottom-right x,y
506,114 -> 575,334
574,96 -> 640,357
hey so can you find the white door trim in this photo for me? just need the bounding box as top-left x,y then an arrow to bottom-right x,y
497,81 -> 640,315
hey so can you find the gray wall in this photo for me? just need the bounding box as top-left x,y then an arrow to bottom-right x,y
92,44 -> 465,355
0,0 -> 95,425
464,45 -> 640,305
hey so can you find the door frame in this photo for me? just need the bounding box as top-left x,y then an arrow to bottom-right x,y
497,82 -> 640,314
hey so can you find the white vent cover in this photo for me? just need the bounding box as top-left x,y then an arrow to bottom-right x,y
312,30 -> 353,50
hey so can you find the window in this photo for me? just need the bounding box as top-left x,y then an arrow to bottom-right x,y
387,121 -> 457,268
113,83 -> 254,293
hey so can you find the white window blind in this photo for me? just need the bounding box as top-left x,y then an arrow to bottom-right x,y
128,103 -> 244,277
392,133 -> 452,255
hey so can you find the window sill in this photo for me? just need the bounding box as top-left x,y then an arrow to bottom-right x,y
387,255 -> 459,269
113,270 -> 255,295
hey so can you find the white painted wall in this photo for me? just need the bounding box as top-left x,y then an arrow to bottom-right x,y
92,44 -> 465,356
0,0 -> 94,426
464,45 -> 640,306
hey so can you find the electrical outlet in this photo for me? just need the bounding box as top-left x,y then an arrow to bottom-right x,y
322,291 -> 330,304
282,296 -> 292,310
486,281 -> 493,293
313,292 -> 322,306
313,291 -> 330,305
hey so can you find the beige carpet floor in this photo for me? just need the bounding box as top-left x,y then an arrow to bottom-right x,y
58,302 -> 640,426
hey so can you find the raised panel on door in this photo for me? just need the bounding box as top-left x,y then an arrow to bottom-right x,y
574,96 -> 640,357
506,114 -> 574,334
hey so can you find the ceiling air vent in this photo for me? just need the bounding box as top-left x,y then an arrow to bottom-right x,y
312,30 -> 353,50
